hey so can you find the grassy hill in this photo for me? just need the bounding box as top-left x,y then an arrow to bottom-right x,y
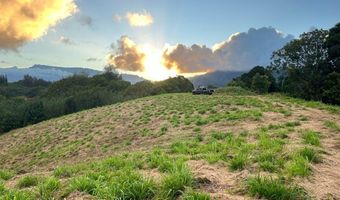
0,87 -> 339,199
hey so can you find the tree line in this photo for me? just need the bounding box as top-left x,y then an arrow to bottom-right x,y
229,22 -> 339,105
0,73 -> 193,134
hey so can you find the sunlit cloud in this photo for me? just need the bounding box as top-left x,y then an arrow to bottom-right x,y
126,11 -> 154,27
163,27 -> 293,72
0,0 -> 78,50
106,36 -> 177,81
107,36 -> 146,72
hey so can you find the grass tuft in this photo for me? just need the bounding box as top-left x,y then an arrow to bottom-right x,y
160,166 -> 193,199
17,175 -> 40,188
247,176 -> 307,200
0,170 -> 14,181
301,130 -> 320,146
182,190 -> 211,200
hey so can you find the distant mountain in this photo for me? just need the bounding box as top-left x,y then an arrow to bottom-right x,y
189,70 -> 245,88
0,64 -> 144,84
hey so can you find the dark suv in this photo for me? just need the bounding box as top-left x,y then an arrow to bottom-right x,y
192,86 -> 214,95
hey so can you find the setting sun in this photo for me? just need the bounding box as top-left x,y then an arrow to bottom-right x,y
141,44 -> 178,81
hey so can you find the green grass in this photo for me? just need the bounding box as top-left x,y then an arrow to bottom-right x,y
324,120 -> 340,131
0,169 -> 14,181
284,156 -> 311,177
17,175 -> 40,188
38,177 -> 61,199
229,153 -> 247,171
247,176 -> 307,200
182,191 -> 210,200
301,130 -> 320,146
160,166 -> 194,199
298,147 -> 321,163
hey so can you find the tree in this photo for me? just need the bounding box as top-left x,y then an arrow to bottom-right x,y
251,73 -> 270,94
0,75 -> 8,85
322,72 -> 340,105
229,66 -> 276,93
327,22 -> 340,71
23,101 -> 46,125
271,29 -> 330,100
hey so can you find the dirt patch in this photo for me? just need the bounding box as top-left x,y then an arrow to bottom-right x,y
66,191 -> 95,200
187,160 -> 256,200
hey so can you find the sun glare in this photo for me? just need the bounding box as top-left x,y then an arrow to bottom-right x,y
141,45 -> 177,81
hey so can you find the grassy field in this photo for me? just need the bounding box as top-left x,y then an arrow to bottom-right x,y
0,87 -> 339,199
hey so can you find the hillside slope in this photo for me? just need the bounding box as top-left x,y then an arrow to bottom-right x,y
0,89 -> 339,199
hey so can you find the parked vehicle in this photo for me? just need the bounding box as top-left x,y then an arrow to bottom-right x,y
192,86 -> 214,95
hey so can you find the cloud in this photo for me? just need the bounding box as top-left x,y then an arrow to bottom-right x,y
163,44 -> 216,73
163,27 -> 294,72
107,36 -> 146,72
0,0 -> 77,50
59,36 -> 75,45
126,11 -> 154,27
87,57 -> 100,62
78,15 -> 93,27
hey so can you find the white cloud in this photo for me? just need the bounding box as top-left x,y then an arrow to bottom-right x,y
126,11 -> 154,27
163,27 -> 294,72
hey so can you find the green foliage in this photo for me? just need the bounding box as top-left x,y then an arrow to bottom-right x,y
0,73 -> 194,134
251,73 -> 271,94
0,75 -> 7,85
247,176 -> 306,200
228,66 -> 276,93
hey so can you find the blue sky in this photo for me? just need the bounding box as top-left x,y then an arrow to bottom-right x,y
1,0 -> 339,73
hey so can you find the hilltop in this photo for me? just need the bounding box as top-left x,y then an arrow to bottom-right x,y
0,88 -> 339,199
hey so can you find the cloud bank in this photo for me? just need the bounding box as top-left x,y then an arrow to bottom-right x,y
107,36 -> 146,72
0,0 -> 77,50
163,27 -> 294,73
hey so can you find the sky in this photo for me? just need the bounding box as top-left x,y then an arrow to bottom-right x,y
0,0 -> 339,80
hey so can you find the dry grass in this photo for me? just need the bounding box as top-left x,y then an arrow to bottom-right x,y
0,90 -> 339,199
